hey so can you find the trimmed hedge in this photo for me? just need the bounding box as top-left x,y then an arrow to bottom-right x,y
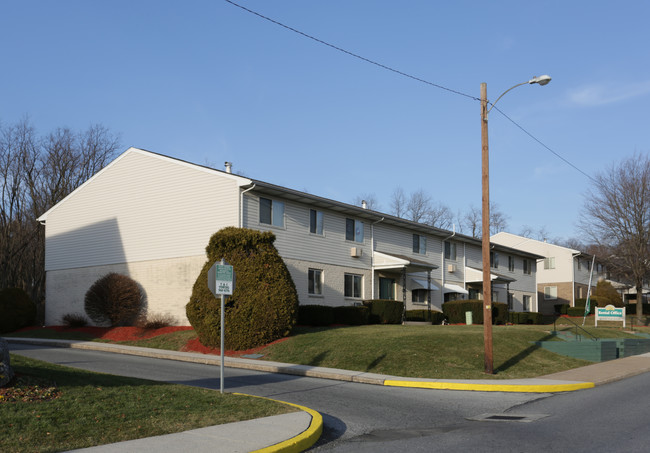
333,305 -> 369,325
363,299 -> 404,324
405,309 -> 447,324
442,300 -> 508,325
186,227 -> 299,351
508,311 -> 547,325
298,305 -> 334,326
554,304 -> 569,315
0,288 -> 36,333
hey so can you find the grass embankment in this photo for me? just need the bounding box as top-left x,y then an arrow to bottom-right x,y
9,319 -> 648,380
1,355 -> 294,453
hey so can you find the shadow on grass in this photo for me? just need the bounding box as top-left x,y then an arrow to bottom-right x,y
366,353 -> 387,372
11,354 -> 167,389
494,332 -> 556,374
307,351 -> 330,367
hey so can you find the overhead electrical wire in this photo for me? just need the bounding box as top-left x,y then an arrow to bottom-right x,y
223,0 -> 478,101
224,0 -> 596,182
492,106 -> 599,184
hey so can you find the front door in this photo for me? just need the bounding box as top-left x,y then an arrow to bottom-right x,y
379,277 -> 395,300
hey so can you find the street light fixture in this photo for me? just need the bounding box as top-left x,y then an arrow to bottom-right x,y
480,75 -> 551,374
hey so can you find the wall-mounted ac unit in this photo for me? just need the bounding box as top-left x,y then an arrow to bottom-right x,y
350,247 -> 363,258
447,264 -> 457,273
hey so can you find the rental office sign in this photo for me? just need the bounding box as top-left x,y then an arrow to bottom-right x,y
595,305 -> 625,327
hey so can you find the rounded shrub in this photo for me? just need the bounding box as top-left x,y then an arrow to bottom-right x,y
186,227 -> 299,351
84,273 -> 144,326
0,288 -> 36,334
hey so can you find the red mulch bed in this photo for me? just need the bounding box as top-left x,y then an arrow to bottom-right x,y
182,336 -> 289,357
16,325 -> 288,357
17,325 -> 193,341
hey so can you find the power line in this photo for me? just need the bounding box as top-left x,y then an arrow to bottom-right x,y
224,0 -> 597,183
491,105 -> 599,184
223,0 -> 478,101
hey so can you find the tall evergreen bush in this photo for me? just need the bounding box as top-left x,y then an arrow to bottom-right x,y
186,227 -> 299,350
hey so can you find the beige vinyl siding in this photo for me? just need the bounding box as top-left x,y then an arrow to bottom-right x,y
44,150 -> 241,271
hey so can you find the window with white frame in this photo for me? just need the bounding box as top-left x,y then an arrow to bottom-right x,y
259,197 -> 285,227
344,273 -> 363,298
508,256 -> 515,272
308,269 -> 323,295
544,286 -> 558,300
523,259 -> 532,275
544,257 -> 556,269
345,218 -> 364,243
413,234 -> 426,254
523,295 -> 531,311
310,209 -> 323,235
444,241 -> 457,260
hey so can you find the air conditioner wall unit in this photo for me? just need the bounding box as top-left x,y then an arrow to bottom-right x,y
350,247 -> 363,258
447,264 -> 457,273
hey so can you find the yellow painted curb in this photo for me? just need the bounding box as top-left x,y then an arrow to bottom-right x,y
384,380 -> 595,393
234,393 -> 323,453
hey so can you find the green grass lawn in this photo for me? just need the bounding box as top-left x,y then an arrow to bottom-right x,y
259,324 -> 598,379
7,320 -> 648,383
1,355 -> 295,453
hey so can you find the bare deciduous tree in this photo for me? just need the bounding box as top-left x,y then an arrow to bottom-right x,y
0,118 -> 120,319
390,187 -> 407,218
424,202 -> 454,230
406,189 -> 431,223
580,153 -> 650,321
460,203 -> 509,238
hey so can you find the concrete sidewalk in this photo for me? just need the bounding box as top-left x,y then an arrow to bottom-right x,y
7,337 -> 650,452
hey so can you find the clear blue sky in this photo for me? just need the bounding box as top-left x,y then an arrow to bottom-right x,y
2,1 -> 649,241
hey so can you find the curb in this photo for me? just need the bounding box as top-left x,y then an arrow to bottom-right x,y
5,337 -> 595,393
384,379 -> 594,393
239,395 -> 323,453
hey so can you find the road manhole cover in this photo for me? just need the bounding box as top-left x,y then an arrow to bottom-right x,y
467,413 -> 550,423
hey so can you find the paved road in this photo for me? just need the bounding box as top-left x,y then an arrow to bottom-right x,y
10,343 -> 650,452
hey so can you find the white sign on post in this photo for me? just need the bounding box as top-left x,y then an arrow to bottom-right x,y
207,259 -> 235,394
208,262 -> 235,296
595,305 -> 626,327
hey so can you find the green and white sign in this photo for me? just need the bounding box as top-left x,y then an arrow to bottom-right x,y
208,262 -> 235,296
207,259 -> 236,394
595,305 -> 625,327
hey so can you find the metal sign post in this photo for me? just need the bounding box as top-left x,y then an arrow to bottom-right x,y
207,259 -> 235,394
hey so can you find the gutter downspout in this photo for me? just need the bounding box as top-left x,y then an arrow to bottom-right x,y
441,225 -> 457,302
370,217 -> 385,299
463,243 -> 467,297
240,184 -> 256,227
571,252 -> 580,307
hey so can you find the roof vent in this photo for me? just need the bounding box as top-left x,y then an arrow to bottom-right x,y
224,162 -> 232,173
